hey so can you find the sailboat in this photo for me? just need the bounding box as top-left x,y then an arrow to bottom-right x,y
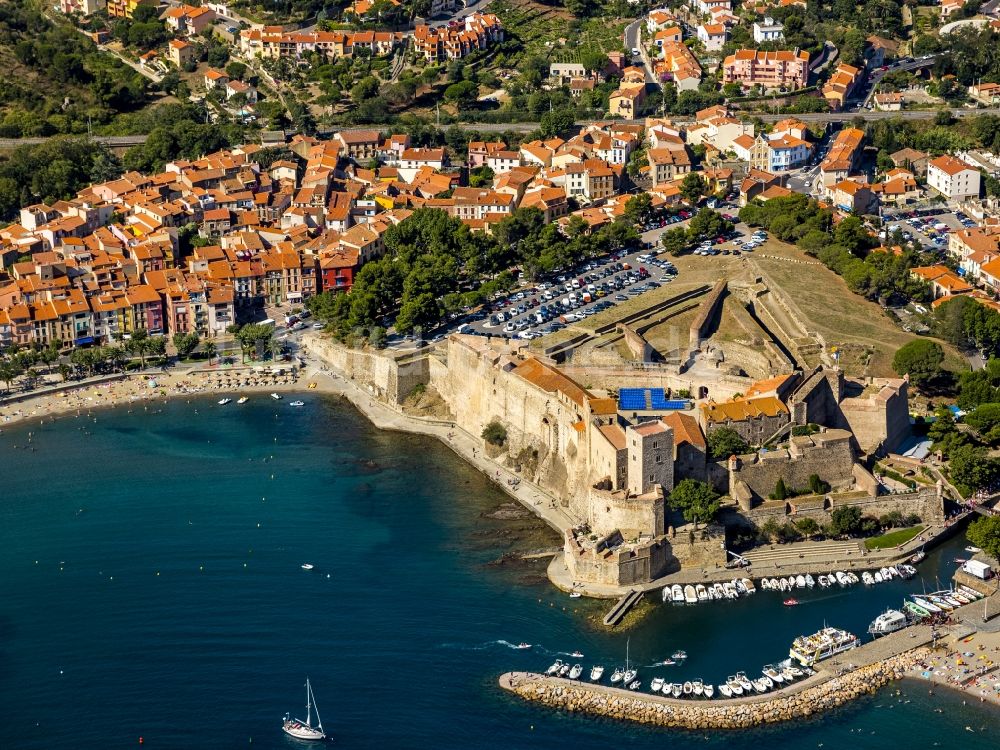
283,678 -> 326,741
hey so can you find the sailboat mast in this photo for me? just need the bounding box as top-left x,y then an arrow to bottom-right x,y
306,678 -> 312,727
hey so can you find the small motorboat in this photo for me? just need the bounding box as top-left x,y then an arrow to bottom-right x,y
913,596 -> 941,614
590,665 -> 604,681
672,650 -> 687,660
692,680 -> 704,697
723,582 -> 738,599
742,578 -> 756,594
301,563 -> 314,570
671,584 -> 684,602
558,664 -> 570,677
671,683 -> 683,698
763,665 -> 783,683
953,558 -> 968,564
682,681 -> 693,695
752,678 -> 769,694
795,575 -> 806,588
684,584 -> 697,603
546,660 -> 563,676
759,674 -> 774,689
718,683 -> 732,698
726,677 -> 743,696
237,396 -> 249,404
712,582 -> 725,599
910,550 -> 926,564
817,575 -> 829,588
783,598 -> 799,606
569,651 -> 584,659
627,680 -> 641,691
786,665 -> 804,678
805,574 -> 815,588
703,683 -> 715,699
218,398 -> 232,405
569,592 -> 582,599
622,668 -> 637,684
289,400 -> 305,407
568,664 -> 583,679
270,393 -> 282,400
650,677 -> 665,692
874,571 -> 884,584
660,683 -> 672,696
610,667 -> 624,683
514,643 -> 531,650
736,673 -> 753,692
695,584 -> 708,601
862,572 -> 874,585
966,546 -> 982,553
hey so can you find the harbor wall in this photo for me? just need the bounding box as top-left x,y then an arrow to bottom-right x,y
499,647 -> 929,730
306,336 -> 429,404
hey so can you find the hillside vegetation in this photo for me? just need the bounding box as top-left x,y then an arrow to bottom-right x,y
0,0 -> 151,138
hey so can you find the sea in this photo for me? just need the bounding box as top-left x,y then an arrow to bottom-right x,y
0,394 -> 996,749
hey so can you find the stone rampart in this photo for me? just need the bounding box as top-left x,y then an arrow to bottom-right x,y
306,336 -> 429,403
728,430 -> 855,504
690,280 -> 727,348
619,323 -> 654,362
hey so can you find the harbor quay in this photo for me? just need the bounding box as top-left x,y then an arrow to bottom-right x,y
499,625 -> 936,730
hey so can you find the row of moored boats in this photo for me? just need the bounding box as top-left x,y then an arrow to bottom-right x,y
760,564 -> 916,592
662,578 -> 755,603
544,656 -> 810,700
904,584 -> 986,618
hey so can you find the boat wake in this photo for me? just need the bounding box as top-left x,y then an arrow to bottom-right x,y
438,640 -> 542,652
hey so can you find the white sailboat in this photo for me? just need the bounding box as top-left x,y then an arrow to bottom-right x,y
283,678 -> 326,741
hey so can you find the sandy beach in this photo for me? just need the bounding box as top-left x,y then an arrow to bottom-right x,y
908,628 -> 1000,707
0,363 -> 339,433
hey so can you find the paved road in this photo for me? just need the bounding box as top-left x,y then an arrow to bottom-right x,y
858,55 -> 940,108
623,18 -> 656,84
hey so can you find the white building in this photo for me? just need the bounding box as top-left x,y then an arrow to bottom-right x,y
753,17 -> 784,43
927,155 -> 981,200
697,23 -> 727,52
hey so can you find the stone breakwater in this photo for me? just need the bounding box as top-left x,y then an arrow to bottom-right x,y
499,648 -> 930,730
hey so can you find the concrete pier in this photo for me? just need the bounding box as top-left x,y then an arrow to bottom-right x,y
500,625 -> 936,729
602,590 -> 643,627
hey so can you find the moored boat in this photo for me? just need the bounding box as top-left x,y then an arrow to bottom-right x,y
904,601 -> 930,618
610,667 -> 624,683
568,664 -> 582,679
805,574 -> 815,588
912,596 -> 940,613
789,627 -> 858,666
270,392 -> 282,400
868,608 -> 909,637
718,683 -> 732,698
237,396 -> 248,404
590,665 -> 604,681
742,578 -> 756,594
684,585 -> 697,604
672,584 -> 685,602
795,575 -> 806,588
703,683 -> 715,699
546,660 -> 563,676
671,683 -> 682,698
218,398 -> 232,405
651,677 -> 664,692
282,678 -> 326,741
682,681 -> 693,695
763,665 -> 784,683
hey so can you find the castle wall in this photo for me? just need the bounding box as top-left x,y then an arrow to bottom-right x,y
728,431 -> 855,502
587,488 -> 665,537
789,366 -> 843,427
730,485 -> 945,528
620,323 -> 654,362
840,379 -> 910,454
307,336 -> 429,403
432,337 -> 590,509
690,280 -> 727,348
703,411 -> 789,446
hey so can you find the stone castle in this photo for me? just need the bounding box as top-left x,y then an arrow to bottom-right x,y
307,334 -> 942,588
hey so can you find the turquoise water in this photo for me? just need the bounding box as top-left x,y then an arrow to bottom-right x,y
0,395 -> 996,749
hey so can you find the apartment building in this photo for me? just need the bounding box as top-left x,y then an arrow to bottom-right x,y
927,155 -> 981,200
722,49 -> 809,91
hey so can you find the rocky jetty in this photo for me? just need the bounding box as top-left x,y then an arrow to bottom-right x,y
499,648 -> 929,730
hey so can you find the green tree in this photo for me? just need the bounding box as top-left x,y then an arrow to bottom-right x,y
203,341 -> 217,364
622,192 -> 653,226
949,444 -> 1000,494
891,339 -> 944,388
668,479 -> 721,528
966,515 -> 1000,560
830,505 -> 863,536
680,172 -> 707,204
772,477 -> 788,501
173,332 -> 201,358
481,420 -> 507,446
707,427 -> 749,459
661,227 -> 689,256
794,517 -> 820,538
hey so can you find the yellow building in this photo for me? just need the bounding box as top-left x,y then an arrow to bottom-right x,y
107,0 -> 157,19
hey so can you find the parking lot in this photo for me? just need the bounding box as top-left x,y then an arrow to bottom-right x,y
880,206 -> 971,252
452,215 -> 765,344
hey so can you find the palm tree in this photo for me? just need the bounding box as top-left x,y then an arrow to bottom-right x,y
58,363 -> 72,382
0,359 -> 19,393
203,341 -> 217,365
107,346 -> 127,373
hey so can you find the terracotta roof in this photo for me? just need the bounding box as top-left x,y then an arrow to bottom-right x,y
700,395 -> 788,424
511,358 -> 589,407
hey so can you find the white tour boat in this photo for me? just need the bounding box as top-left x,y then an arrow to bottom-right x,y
789,627 -> 858,666
869,609 -> 909,637
282,678 -> 326,741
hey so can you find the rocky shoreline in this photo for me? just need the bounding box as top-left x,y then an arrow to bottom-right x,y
499,648 -> 931,729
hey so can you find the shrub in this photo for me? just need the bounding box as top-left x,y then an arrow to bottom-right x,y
481,421 -> 507,447
808,474 -> 830,495
794,517 -> 820,537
